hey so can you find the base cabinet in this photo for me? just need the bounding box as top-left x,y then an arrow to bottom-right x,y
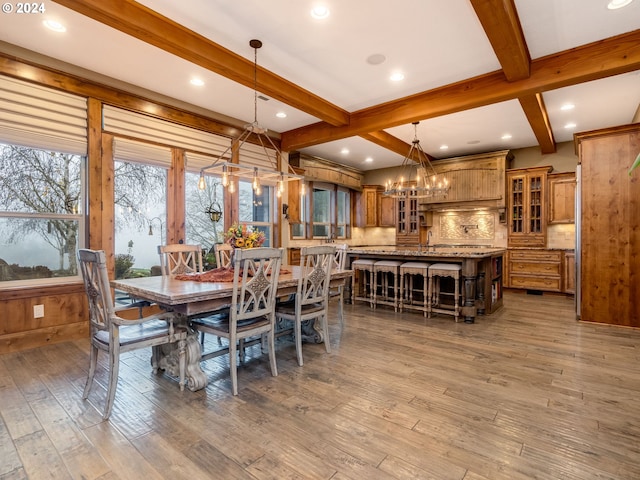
563,251 -> 575,294
507,249 -> 562,292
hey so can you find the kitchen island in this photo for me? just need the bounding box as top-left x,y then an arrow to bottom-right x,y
346,245 -> 506,323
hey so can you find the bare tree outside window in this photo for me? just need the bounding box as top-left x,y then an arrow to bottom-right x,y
0,144 -> 82,279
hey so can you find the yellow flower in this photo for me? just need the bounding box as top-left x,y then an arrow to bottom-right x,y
234,238 -> 245,248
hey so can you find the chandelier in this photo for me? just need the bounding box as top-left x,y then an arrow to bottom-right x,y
383,122 -> 450,199
198,39 -> 304,197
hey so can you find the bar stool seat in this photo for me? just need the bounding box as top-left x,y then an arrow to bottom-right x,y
399,261 -> 430,317
373,260 -> 404,311
428,263 -> 463,322
351,259 -> 376,307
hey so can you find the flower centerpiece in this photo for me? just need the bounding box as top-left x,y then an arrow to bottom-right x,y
224,223 -> 266,249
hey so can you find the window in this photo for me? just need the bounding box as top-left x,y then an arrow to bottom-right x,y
308,183 -> 352,240
336,187 -> 350,238
185,172 -> 225,251
239,180 -> 272,246
290,182 -> 306,239
312,185 -> 332,238
113,139 -> 169,278
0,76 -> 87,286
0,144 -> 84,285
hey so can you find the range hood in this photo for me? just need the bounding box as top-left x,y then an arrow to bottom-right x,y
418,150 -> 512,212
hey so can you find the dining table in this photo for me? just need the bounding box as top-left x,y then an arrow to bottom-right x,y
111,266 -> 352,391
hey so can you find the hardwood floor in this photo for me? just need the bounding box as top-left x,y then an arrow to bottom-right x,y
1,291 -> 640,480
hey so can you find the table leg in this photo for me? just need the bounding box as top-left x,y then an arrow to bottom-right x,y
156,327 -> 207,391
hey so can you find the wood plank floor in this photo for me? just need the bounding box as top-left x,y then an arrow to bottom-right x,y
2,291 -> 640,480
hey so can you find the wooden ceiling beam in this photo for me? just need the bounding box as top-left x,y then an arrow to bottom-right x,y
471,0 -> 554,153
518,93 -> 556,154
51,0 -> 350,127
470,0 -> 530,81
282,29 -> 640,151
360,131 -> 435,163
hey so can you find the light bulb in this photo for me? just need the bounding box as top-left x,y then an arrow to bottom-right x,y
221,166 -> 228,187
198,172 -> 206,190
252,168 -> 260,191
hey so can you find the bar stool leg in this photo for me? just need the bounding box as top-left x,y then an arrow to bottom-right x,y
422,274 -> 428,317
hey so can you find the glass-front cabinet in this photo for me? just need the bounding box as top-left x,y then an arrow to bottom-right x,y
506,166 -> 552,248
395,189 -> 420,247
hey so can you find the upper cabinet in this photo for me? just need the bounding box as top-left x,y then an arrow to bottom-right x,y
396,189 -> 420,247
507,166 -> 553,248
419,150 -> 513,210
355,185 -> 395,228
548,172 -> 576,224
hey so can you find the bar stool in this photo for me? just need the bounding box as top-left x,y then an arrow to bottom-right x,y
373,260 -> 404,311
428,263 -> 463,322
351,259 -> 376,307
399,262 -> 430,317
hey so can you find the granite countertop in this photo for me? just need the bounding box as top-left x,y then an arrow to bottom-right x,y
347,245 -> 506,258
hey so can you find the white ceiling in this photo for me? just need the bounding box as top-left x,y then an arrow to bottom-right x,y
1,0 -> 639,170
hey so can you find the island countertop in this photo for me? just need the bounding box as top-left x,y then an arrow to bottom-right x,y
346,245 -> 506,258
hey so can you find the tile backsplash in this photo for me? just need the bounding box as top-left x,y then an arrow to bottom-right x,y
437,211 -> 500,244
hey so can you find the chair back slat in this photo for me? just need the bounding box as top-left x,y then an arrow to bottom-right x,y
332,243 -> 348,270
214,243 -> 234,269
158,244 -> 203,276
299,245 -> 335,307
77,249 -> 116,332
232,248 -> 283,324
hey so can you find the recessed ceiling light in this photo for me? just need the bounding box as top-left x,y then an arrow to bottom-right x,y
43,20 -> 66,32
190,78 -> 204,86
564,122 -> 577,129
607,0 -> 633,9
310,5 -> 330,19
276,112 -> 287,118
390,72 -> 405,82
439,145 -> 449,150
501,134 -> 512,140
340,148 -> 349,155
365,157 -> 373,163
561,103 -> 575,111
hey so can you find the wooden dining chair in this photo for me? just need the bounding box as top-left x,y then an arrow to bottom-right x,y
329,243 -> 348,325
275,245 -> 335,366
214,243 -> 234,268
158,244 -> 204,276
190,247 -> 284,395
77,249 -> 187,420
158,243 -> 222,347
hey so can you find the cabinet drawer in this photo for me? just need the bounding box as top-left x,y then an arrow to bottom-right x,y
510,261 -> 561,276
509,250 -> 562,262
509,275 -> 561,291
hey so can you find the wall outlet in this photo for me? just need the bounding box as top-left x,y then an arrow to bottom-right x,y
33,304 -> 44,318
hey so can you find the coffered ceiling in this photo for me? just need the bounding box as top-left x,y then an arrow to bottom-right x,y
1,0 -> 639,170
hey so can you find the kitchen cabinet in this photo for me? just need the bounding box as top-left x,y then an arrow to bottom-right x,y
356,185 -> 395,227
478,254 -> 504,314
288,247 -> 301,266
548,172 -> 576,224
506,249 -> 562,292
395,189 -> 420,247
507,166 -> 553,248
379,195 -> 395,227
563,251 -> 575,294
575,124 -> 640,327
